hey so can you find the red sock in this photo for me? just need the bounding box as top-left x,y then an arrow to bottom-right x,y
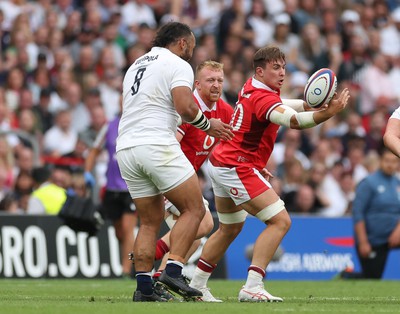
248,265 -> 266,278
197,258 -> 217,273
152,270 -> 163,279
155,239 -> 169,260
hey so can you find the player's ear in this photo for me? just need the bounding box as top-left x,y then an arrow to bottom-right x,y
255,66 -> 264,77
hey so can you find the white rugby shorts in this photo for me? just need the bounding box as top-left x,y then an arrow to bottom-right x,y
207,159 -> 272,205
117,144 -> 195,198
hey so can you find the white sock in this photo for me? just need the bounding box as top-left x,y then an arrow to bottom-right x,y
189,268 -> 212,288
244,270 -> 263,289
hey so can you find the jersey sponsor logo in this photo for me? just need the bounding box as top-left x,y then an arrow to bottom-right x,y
196,151 -> 209,156
134,54 -> 159,65
229,187 -> 243,198
203,135 -> 215,150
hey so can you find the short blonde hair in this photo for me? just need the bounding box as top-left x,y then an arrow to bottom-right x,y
195,60 -> 224,78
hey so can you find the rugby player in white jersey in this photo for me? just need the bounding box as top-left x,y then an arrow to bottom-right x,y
116,22 -> 233,302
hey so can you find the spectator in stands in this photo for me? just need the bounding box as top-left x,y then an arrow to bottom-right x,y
98,67 -> 122,120
12,169 -> 33,213
344,145 -> 369,185
0,135 -> 15,189
5,66 -> 27,112
358,52 -> 397,117
43,109 -> 77,156
14,146 -> 35,176
121,0 -> 157,45
311,31 -> 342,75
364,110 -> 386,153
281,157 -> 307,210
337,33 -> 369,108
297,22 -> 326,74
247,0 -> 274,49
16,108 -> 42,149
51,165 -> 73,191
293,0 -> 321,31
32,88 -> 54,134
73,44 -> 97,89
272,128 -> 311,174
340,9 -> 363,53
64,82 -> 91,133
379,7 -> 400,61
309,138 -> 341,169
217,0 -> 254,54
26,166 -> 67,215
223,69 -> 245,106
270,12 -> 301,73
78,105 -> 107,147
290,183 -> 322,214
341,148 -> 400,279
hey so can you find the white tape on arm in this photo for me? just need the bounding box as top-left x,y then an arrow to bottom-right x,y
268,105 -> 316,129
281,99 -> 305,112
268,104 -> 296,128
295,111 -> 317,128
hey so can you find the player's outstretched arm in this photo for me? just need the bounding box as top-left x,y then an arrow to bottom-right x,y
269,88 -> 350,130
172,86 -> 233,140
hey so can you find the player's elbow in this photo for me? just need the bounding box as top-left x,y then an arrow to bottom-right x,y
289,116 -> 302,130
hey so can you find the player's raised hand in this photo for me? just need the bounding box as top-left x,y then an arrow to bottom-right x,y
325,88 -> 350,115
206,118 -> 234,140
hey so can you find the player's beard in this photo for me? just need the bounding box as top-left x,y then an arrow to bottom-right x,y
181,46 -> 192,61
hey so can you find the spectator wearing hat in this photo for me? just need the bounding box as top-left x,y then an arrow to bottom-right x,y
270,12 -> 301,74
340,9 -> 366,54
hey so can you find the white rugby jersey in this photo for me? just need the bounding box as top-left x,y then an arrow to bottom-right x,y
116,47 -> 194,151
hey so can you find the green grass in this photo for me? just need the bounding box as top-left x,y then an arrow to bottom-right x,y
1,279 -> 400,314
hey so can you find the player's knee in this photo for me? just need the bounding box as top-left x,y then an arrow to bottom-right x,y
219,221 -> 244,241
267,207 -> 291,234
196,212 -> 214,238
277,211 -> 291,233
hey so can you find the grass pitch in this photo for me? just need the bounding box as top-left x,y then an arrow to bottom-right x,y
2,279 -> 399,314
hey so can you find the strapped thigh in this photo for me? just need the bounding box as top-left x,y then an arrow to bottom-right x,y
217,209 -> 248,224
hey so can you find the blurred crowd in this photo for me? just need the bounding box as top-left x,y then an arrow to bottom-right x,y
0,0 -> 399,217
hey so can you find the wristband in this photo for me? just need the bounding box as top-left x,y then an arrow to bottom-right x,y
296,111 -> 316,128
188,109 -> 211,131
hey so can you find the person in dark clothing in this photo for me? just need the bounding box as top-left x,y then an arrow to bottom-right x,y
341,148 -> 400,279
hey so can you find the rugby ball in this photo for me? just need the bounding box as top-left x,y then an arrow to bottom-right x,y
304,68 -> 337,108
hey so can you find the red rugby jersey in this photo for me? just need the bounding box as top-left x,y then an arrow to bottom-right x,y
178,92 -> 234,171
211,77 -> 282,170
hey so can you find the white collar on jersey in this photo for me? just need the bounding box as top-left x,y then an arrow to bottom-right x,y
193,89 -> 217,112
251,76 -> 278,93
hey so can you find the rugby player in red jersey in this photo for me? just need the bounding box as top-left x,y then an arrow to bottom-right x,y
189,46 -> 350,302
